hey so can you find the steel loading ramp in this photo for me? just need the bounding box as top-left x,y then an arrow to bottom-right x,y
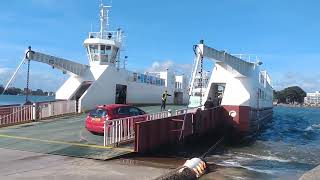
0,114 -> 133,160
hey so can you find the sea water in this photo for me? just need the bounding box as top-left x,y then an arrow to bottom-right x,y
204,106 -> 320,179
0,95 -> 55,106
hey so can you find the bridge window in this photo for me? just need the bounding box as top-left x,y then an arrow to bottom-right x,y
100,45 -> 106,54
100,45 -> 112,55
88,45 -> 99,61
89,45 -> 98,54
99,45 -> 112,63
101,55 -> 108,62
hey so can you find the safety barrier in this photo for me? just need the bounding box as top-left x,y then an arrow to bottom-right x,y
104,111 -> 171,146
0,105 -> 34,126
104,110 -> 184,146
0,100 -> 77,127
103,116 -> 140,146
135,106 -> 222,153
37,100 -> 76,119
103,107 -> 200,147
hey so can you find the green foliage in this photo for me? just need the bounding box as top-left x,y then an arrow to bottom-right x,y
5,87 -> 23,95
0,85 -> 53,96
32,89 -> 44,96
273,86 -> 306,104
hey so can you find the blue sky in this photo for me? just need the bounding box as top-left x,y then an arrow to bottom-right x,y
0,0 -> 319,92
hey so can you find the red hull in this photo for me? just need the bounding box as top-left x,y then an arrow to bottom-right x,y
222,105 -> 273,135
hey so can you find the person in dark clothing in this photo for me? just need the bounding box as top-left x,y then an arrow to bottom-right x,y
161,90 -> 172,111
204,97 -> 214,109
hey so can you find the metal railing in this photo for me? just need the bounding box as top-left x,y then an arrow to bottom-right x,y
103,107 -> 200,147
88,31 -> 122,42
37,100 -> 76,119
0,100 -> 77,127
0,105 -> 34,126
103,110 -> 174,146
175,106 -> 200,115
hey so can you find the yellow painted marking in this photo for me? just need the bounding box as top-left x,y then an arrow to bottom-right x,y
0,134 -> 134,152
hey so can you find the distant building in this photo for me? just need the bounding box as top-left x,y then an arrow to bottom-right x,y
23,88 -> 31,94
304,91 -> 320,106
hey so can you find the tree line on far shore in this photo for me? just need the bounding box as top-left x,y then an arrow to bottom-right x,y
0,85 -> 54,96
273,86 -> 306,104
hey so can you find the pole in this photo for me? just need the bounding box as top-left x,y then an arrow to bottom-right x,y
25,58 -> 32,105
199,56 -> 203,106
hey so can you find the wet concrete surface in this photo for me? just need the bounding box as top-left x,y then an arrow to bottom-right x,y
0,144 -> 255,180
0,148 -> 171,180
0,105 -> 195,179
0,105 -> 186,160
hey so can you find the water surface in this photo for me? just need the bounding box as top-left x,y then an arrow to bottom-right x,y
203,106 -> 320,179
0,95 -> 55,106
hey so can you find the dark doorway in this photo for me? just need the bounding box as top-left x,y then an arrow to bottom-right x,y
174,92 -> 183,105
207,83 -> 225,106
115,84 -> 127,104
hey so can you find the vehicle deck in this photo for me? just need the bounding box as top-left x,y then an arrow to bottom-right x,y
0,105 -> 185,160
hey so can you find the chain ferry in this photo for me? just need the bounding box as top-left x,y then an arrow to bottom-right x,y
20,3 -> 189,112
188,40 -> 273,135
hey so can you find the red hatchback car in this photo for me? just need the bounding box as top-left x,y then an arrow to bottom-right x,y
85,104 -> 147,134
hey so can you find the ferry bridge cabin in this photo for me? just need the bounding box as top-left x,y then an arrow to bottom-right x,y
22,4 -> 189,112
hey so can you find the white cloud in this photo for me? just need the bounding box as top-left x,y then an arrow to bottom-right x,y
273,72 -> 320,92
0,67 -> 11,75
146,60 -> 193,75
0,66 -> 13,85
0,64 -> 66,92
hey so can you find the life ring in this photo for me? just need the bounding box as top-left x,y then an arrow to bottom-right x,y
229,110 -> 237,117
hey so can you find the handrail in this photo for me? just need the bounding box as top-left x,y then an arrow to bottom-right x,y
103,110 -> 172,146
88,31 -> 122,42
0,100 -> 77,126
0,105 -> 34,126
0,105 -> 33,121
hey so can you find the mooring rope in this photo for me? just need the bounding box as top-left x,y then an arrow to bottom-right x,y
201,136 -> 224,159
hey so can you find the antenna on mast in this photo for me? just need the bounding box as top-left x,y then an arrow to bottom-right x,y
99,0 -> 112,37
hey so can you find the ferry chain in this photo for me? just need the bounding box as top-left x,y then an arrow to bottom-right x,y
201,136 -> 224,159
25,58 -> 31,103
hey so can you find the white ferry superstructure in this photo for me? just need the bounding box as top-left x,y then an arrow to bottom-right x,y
188,40 -> 273,134
24,3 -> 189,112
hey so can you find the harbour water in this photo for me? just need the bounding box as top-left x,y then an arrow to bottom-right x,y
203,106 -> 320,179
0,95 -> 55,106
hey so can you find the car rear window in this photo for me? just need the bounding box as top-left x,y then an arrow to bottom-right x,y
115,106 -> 146,116
116,107 -> 130,115
89,109 -> 107,118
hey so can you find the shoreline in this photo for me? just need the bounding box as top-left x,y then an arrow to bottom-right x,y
276,103 -> 320,108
